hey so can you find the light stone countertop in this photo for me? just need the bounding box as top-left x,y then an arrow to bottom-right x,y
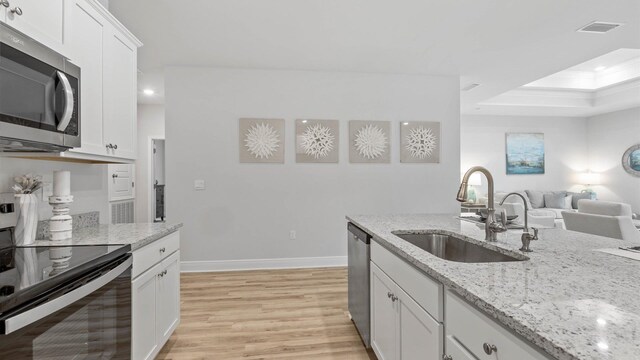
346,214 -> 640,360
31,222 -> 183,251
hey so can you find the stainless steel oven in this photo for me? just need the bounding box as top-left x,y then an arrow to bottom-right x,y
0,22 -> 80,152
0,243 -> 131,359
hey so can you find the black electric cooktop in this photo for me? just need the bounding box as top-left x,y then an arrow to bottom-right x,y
0,227 -> 131,314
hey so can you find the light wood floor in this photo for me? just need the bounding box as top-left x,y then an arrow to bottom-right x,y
157,267 -> 376,360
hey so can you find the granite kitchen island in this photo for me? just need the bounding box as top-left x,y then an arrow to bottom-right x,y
347,214 -> 640,360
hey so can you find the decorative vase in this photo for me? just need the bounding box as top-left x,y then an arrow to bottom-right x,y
14,194 -> 39,246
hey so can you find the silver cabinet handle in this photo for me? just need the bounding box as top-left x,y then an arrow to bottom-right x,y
112,174 -> 119,179
159,247 -> 166,253
443,356 -> 453,360
0,1 -> 10,8
106,143 -> 113,149
391,294 -> 398,302
55,71 -> 74,131
483,343 -> 497,355
113,144 -> 118,149
10,6 -> 21,15
387,292 -> 392,298
157,269 -> 168,278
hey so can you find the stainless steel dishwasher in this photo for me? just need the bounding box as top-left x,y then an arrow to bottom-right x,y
347,222 -> 371,348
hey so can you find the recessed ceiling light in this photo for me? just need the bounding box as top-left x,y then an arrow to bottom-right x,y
301,120 -> 308,123
402,122 -> 409,125
143,89 -> 155,96
597,341 -> 609,351
594,66 -> 606,71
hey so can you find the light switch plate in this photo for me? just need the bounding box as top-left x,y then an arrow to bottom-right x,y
194,179 -> 206,190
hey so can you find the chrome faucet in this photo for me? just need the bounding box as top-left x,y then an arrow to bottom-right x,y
456,166 -> 507,241
499,192 -> 538,252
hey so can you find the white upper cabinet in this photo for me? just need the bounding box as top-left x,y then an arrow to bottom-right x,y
103,28 -> 137,159
66,0 -> 106,156
66,0 -> 141,161
1,0 -> 67,54
3,0 -> 141,162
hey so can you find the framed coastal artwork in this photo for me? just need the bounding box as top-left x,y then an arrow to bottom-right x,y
505,133 -> 545,175
295,119 -> 339,163
400,121 -> 441,163
239,118 -> 285,163
622,144 -> 640,177
349,120 -> 390,163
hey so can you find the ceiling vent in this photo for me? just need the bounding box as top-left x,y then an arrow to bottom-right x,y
577,21 -> 623,33
461,83 -> 480,92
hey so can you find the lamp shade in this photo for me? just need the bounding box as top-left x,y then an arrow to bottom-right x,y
467,173 -> 482,186
579,172 -> 601,185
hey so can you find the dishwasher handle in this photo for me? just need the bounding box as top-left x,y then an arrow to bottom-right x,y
348,223 -> 371,244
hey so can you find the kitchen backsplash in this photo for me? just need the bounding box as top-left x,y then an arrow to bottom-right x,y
36,211 -> 100,240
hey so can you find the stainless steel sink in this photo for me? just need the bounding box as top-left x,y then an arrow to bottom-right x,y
392,232 -> 526,263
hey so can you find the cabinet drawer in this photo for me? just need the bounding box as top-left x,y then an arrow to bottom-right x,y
371,241 -> 443,321
445,290 -> 550,360
446,335 -> 478,360
133,231 -> 180,278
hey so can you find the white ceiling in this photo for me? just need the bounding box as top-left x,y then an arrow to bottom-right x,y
109,0 -> 640,109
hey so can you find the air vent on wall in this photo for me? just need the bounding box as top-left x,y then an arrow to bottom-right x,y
577,21 -> 623,33
461,83 -> 480,91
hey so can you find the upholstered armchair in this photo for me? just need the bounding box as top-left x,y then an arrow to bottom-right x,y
562,200 -> 640,241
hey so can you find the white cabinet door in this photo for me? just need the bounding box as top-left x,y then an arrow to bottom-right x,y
103,27 -> 137,159
445,335 -> 478,360
156,251 -> 180,345
397,287 -> 443,360
132,262 -> 161,360
3,0 -> 66,54
108,164 -> 134,201
371,263 -> 398,360
0,7 -> 5,22
66,0 -> 107,157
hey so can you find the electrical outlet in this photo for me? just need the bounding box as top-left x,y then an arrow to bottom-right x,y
42,182 -> 53,200
289,230 -> 296,240
194,179 -> 206,190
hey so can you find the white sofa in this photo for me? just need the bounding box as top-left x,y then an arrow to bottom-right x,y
562,200 -> 640,241
479,190 -> 587,228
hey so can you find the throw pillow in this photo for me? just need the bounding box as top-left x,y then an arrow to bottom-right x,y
568,192 -> 591,209
543,192 -> 566,209
564,195 -> 573,209
525,190 -> 545,208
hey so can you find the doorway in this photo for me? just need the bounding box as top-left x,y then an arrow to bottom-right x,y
152,139 -> 166,222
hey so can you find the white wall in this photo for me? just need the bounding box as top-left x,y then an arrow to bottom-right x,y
166,67 -> 460,265
136,104 -> 165,222
0,157 -> 109,222
587,107 -> 640,213
461,115 -> 589,194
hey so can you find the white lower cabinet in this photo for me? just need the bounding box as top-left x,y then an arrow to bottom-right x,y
445,335 -> 479,360
132,261 -> 161,360
131,232 -> 181,360
444,290 -> 551,360
368,239 -> 551,360
371,263 -> 443,360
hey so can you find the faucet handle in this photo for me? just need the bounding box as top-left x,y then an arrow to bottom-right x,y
500,210 -> 507,227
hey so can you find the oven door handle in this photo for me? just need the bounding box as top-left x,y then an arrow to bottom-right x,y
55,70 -> 75,132
2,256 -> 132,335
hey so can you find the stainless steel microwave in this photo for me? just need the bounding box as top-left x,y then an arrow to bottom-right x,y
0,22 -> 80,152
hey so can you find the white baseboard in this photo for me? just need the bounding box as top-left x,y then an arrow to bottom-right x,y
180,256 -> 347,272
